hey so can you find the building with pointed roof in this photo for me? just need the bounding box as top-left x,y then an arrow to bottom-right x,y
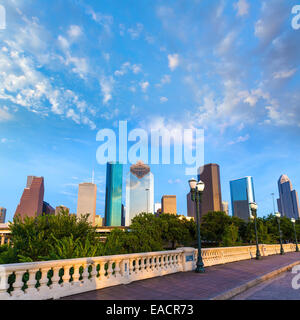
277,174 -> 300,220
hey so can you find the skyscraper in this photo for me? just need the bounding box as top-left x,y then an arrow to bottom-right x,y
125,161 -> 154,226
161,195 -> 177,215
230,176 -> 255,221
55,205 -> 70,215
197,163 -> 222,217
187,192 -> 197,220
222,201 -> 229,215
14,176 -> 45,219
0,207 -> 6,223
77,182 -> 97,225
105,162 -> 123,227
277,174 -> 300,220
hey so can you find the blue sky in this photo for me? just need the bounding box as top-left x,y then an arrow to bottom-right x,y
0,0 -> 300,222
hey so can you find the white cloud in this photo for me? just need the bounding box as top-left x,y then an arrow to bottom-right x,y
140,81 -> 149,92
160,97 -> 168,103
168,54 -> 179,71
228,134 -> 250,145
127,23 -> 144,39
114,62 -> 142,76
273,69 -> 297,79
156,74 -> 171,87
100,76 -> 114,104
234,0 -> 250,16
217,31 -> 237,55
68,25 -> 82,38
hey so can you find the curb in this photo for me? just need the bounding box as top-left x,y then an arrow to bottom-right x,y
211,260 -> 300,300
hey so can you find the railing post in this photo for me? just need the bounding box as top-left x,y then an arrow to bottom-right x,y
180,247 -> 196,272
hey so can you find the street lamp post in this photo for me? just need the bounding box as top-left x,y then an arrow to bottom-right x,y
275,212 -> 284,255
291,218 -> 299,252
250,202 -> 261,260
189,178 -> 205,273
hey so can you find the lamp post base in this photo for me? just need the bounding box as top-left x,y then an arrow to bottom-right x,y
280,248 -> 285,255
256,251 -> 262,260
195,266 -> 205,273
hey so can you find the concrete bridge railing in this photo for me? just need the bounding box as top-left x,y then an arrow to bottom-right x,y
0,243 -> 297,300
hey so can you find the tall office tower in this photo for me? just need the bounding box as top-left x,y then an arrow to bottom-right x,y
222,201 -> 229,215
14,176 -> 45,219
0,207 -> 6,223
55,205 -> 70,215
121,205 -> 125,226
77,182 -> 97,225
187,192 -> 196,219
95,215 -> 104,227
230,176 -> 255,221
104,162 -> 123,227
43,202 -> 55,215
161,195 -> 177,215
125,161 -> 154,226
197,163 -> 222,217
277,174 -> 300,220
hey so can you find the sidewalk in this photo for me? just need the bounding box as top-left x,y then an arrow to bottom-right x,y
61,252 -> 300,300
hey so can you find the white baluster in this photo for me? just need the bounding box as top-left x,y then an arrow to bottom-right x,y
106,261 -> 114,278
11,270 -> 25,297
26,269 -> 39,296
114,260 -> 121,278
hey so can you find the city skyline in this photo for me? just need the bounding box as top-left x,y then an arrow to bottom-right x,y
1,0 -> 300,222
3,163 -> 300,223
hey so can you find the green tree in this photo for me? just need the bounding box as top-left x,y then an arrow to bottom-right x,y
9,210 -> 100,262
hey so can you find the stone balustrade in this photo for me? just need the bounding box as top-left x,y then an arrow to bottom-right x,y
0,244 -> 298,300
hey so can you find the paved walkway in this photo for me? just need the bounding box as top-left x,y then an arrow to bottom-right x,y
62,252 -> 300,300
232,268 -> 300,300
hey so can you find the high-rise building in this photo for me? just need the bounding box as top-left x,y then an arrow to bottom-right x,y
77,182 -> 97,225
222,201 -> 229,215
55,205 -> 70,215
0,207 -> 6,223
43,202 -> 55,215
230,176 -> 255,221
161,195 -> 177,215
197,163 -> 222,217
125,161 -> 154,226
105,162 -> 123,227
14,176 -> 45,219
121,205 -> 125,226
277,174 -> 300,220
95,215 -> 105,227
187,192 -> 196,219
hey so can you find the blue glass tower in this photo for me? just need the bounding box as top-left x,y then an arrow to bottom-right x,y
277,174 -> 300,220
105,162 -> 123,226
230,176 -> 255,221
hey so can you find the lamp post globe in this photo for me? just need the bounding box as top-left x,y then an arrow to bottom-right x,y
291,218 -> 299,252
189,179 -> 205,273
275,212 -> 284,255
250,202 -> 261,260
189,178 -> 197,190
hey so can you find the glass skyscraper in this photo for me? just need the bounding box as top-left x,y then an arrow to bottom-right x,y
105,162 -> 123,226
230,176 -> 255,221
277,174 -> 300,220
125,161 -> 154,226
